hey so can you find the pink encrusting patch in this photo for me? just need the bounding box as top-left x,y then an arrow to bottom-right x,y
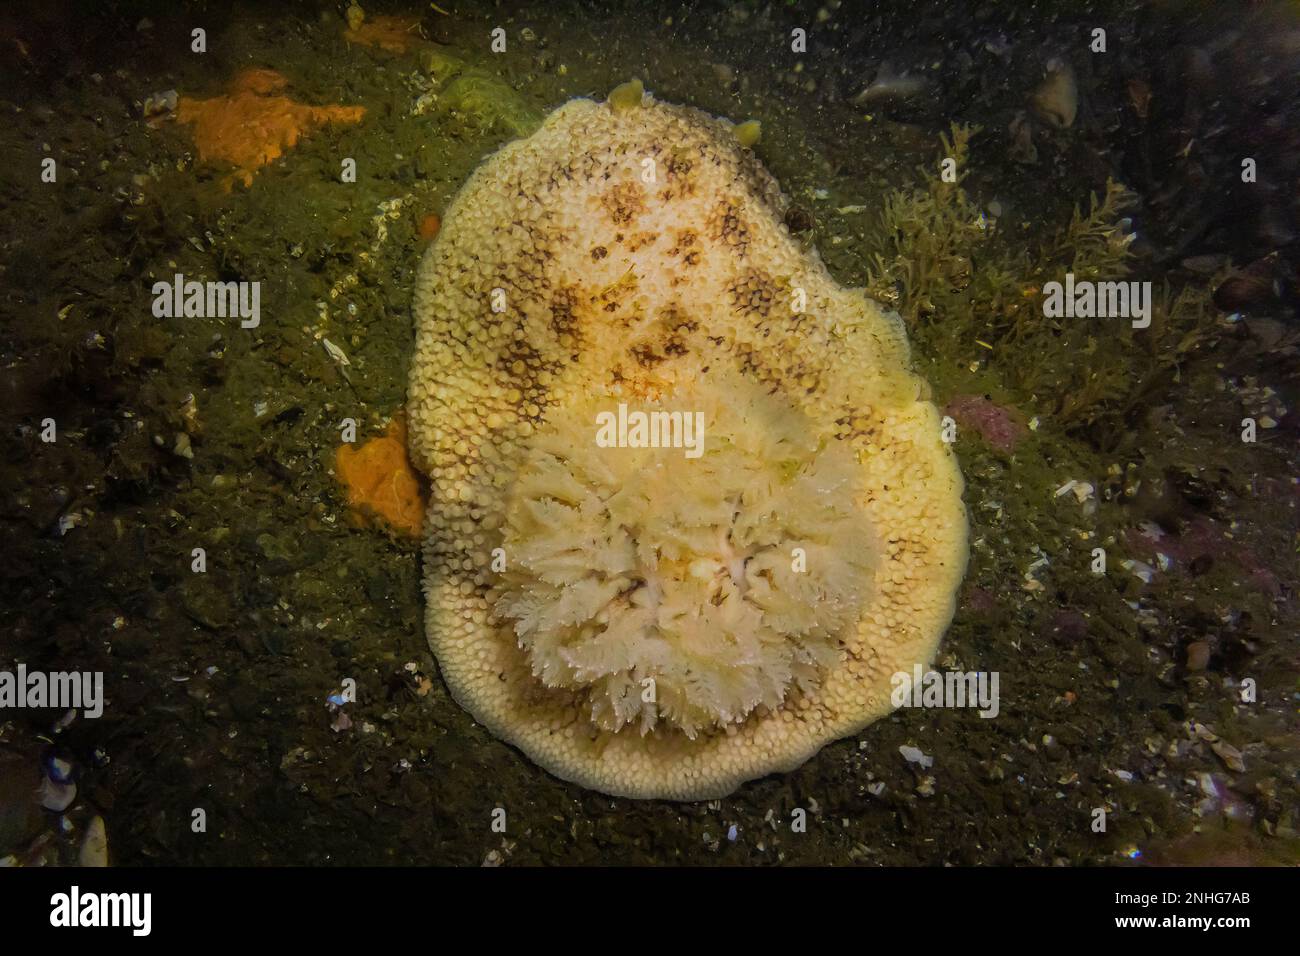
944,394 -> 1028,454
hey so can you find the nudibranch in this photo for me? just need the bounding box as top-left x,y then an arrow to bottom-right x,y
408,84 -> 966,799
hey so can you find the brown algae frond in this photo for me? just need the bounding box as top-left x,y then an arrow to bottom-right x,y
866,125 -> 1223,436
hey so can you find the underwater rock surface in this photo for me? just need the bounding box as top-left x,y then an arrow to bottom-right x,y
407,90 -> 967,799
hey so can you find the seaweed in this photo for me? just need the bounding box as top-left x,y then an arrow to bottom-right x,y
418,49 -> 543,139
865,125 -> 1223,440
437,74 -> 543,138
865,124 -> 997,329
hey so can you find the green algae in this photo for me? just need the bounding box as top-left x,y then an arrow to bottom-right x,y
732,118 -> 762,148
418,48 -> 542,138
437,73 -> 543,138
419,49 -> 470,85
607,77 -> 645,112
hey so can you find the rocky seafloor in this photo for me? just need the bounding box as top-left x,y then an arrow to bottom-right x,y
1,0 -> 1297,866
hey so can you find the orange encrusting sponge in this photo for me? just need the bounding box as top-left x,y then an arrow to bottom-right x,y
334,416 -> 426,537
177,68 -> 366,190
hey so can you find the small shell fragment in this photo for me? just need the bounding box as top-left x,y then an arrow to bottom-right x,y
79,816 -> 109,867
1210,740 -> 1245,773
322,338 -> 351,367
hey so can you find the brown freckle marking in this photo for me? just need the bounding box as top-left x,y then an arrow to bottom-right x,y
591,245 -> 608,261
627,231 -> 657,252
549,286 -> 581,339
664,149 -> 697,197
726,269 -> 780,318
601,182 -> 646,226
665,151 -> 694,177
708,201 -> 750,257
630,342 -> 665,368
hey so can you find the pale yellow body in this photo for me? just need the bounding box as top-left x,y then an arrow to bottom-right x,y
408,93 -> 967,799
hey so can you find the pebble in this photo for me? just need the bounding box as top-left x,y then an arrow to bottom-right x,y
39,777 -> 76,813
899,744 -> 934,769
